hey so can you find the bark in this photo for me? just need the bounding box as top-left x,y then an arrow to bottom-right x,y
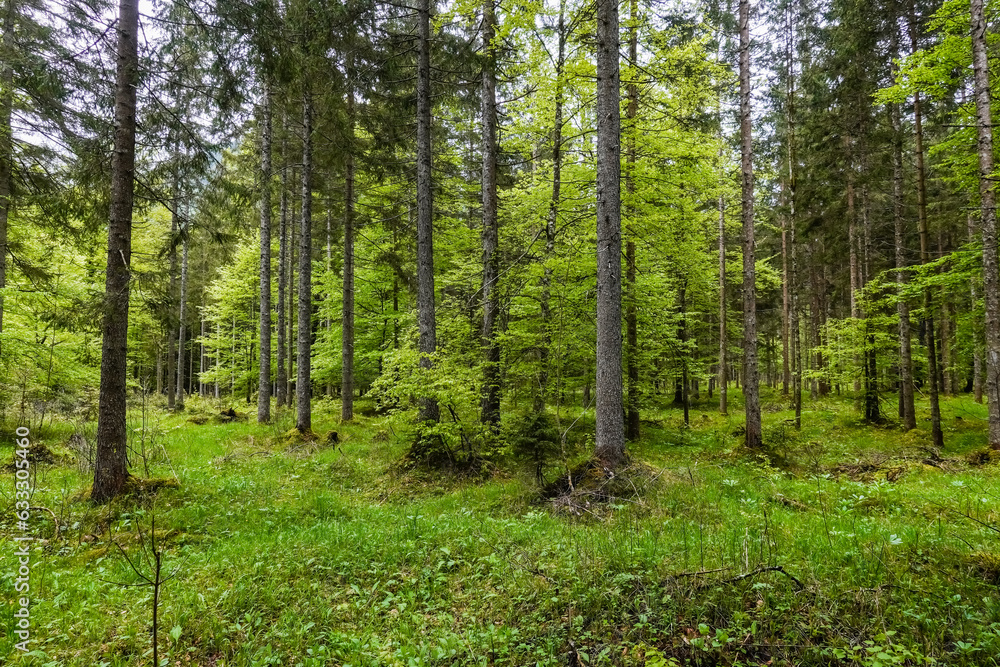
537,0 -> 566,413
167,185 -> 177,408
0,0 -> 11,362
258,89 -> 272,423
739,0 -> 762,449
781,207 -> 789,395
971,0 -> 1000,447
93,0 -> 139,503
594,0 -> 625,467
176,211 -> 188,409
541,80 -> 563,403
968,211 -> 984,403
890,42 -> 916,428
679,283 -> 690,427
718,191 -> 727,416
416,0 -> 439,423
296,94 -> 313,433
342,57 -> 356,421
480,0 -> 500,430
276,117 -> 288,408
625,0 -> 640,441
909,4 -> 943,450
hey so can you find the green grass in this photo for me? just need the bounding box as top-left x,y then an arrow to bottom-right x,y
2,390 -> 1000,666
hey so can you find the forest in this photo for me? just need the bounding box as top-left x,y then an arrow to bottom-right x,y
3,0 -> 1000,664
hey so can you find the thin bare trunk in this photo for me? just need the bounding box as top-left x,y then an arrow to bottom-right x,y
480,0 -> 500,429
890,35 -> 916,428
258,89 -> 272,423
276,115 -> 288,408
718,190 -> 727,416
416,0 -> 439,423
296,93 -> 313,433
176,211 -> 188,409
910,3 -> 943,450
342,57 -> 356,421
625,0 -> 640,441
739,0 -> 761,449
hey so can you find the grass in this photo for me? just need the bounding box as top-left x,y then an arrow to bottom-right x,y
1,388 -> 999,666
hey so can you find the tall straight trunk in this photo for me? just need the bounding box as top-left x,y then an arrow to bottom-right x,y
890,41 -> 916,428
288,167 -> 296,403
781,206 -> 790,395
847,169 -> 860,393
199,300 -> 206,396
909,4 -> 943,450
342,58 -> 356,421
624,0 -> 640,441
296,93 -> 313,433
785,12 -> 801,427
537,0 -> 566,413
176,214 -> 188,409
0,0 -> 12,362
93,0 -> 139,503
969,211 -> 984,402
679,283 -> 690,426
416,0 -> 439,424
276,120 -> 288,408
971,0 -> 1000,447
480,0 -> 500,429
258,90 -> 273,423
739,0 -> 762,449
718,191 -> 727,416
939,233 -> 953,395
594,0 -> 625,467
167,190 -> 178,407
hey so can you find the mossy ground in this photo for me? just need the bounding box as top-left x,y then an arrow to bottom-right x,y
1,389 -> 999,666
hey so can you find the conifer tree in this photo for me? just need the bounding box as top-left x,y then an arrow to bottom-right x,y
93,0 -> 140,503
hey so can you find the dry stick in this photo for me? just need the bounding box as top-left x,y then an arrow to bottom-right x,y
722,565 -> 805,591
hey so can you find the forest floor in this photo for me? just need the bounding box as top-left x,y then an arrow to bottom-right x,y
2,390 -> 1000,666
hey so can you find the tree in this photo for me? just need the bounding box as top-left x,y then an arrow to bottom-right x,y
93,0 -> 140,503
258,89 -> 273,423
416,0 -> 439,424
593,0 -> 624,467
480,0 -> 500,431
739,0 -> 762,449
296,89 -> 313,433
969,0 -> 1000,448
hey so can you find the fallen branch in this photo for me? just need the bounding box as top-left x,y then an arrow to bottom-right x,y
723,565 -> 805,591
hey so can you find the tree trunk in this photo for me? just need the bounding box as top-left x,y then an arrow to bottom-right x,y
258,89 -> 272,423
909,4 -> 943,450
594,0 -> 625,468
739,0 -> 762,449
480,0 -> 500,430
93,0 -> 139,503
276,116 -> 288,408
167,181 -> 178,408
296,93 -> 313,433
342,57 -> 356,422
416,0 -> 439,424
176,207 -> 189,410
968,211 -> 984,403
625,0 -> 640,441
537,0 -> 566,414
889,36 -> 916,428
971,0 -> 1000,447
0,0 -> 11,364
719,189 -> 727,416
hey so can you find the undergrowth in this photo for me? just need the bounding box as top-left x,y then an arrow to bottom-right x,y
1,390 -> 998,666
